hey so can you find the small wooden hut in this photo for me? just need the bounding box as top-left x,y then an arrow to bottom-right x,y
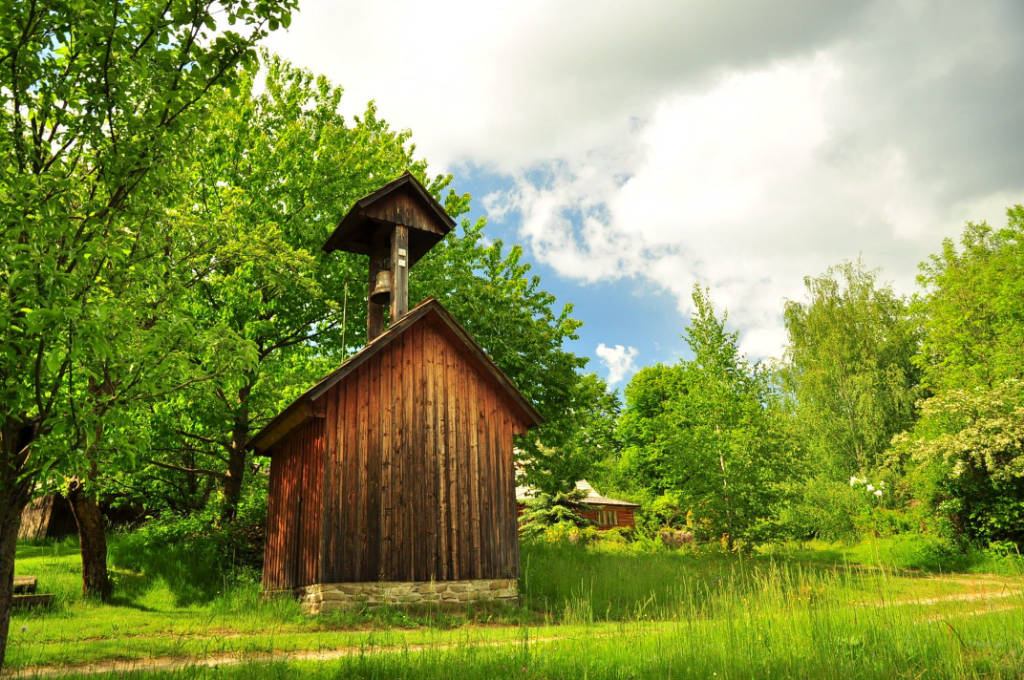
18,495 -> 77,541
250,173 -> 544,612
516,481 -> 639,530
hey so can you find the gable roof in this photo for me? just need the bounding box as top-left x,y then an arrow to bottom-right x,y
515,480 -> 640,508
248,297 -> 545,455
322,172 -> 456,267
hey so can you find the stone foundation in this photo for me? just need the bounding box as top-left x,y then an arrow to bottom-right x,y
298,578 -> 518,614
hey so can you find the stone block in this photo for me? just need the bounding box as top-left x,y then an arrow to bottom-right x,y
420,582 -> 447,594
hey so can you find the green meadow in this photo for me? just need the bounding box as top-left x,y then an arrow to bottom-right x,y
7,536 -> 1023,679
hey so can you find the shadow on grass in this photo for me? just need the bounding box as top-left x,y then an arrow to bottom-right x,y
110,533 -> 253,608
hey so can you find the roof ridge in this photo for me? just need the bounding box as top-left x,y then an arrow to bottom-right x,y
248,298 -> 543,454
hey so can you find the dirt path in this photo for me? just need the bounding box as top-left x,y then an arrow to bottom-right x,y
857,575 -> 1024,608
3,633 -> 594,679
8,576 -> 1022,678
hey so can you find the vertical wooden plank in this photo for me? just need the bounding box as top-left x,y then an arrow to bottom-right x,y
444,338 -> 461,578
282,442 -> 293,589
411,323 -> 426,581
290,447 -> 298,585
319,389 -> 333,582
434,328 -> 451,580
263,454 -> 282,590
468,370 -> 484,579
365,353 -> 382,581
424,324 -> 441,580
402,327 -> 415,580
313,421 -> 326,585
481,383 -> 497,579
344,370 -> 359,581
457,351 -> 477,579
355,364 -> 370,580
479,385 -> 493,579
380,339 -> 394,581
501,407 -> 517,578
298,430 -> 308,586
392,331 -> 406,580
497,393 -> 511,578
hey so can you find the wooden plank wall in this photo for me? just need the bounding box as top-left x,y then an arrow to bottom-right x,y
577,506 -> 637,529
262,418 -> 325,591
314,316 -> 523,586
515,504 -> 636,531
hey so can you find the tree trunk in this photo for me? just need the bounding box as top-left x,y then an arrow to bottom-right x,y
0,484 -> 32,673
67,478 -> 112,601
222,451 -> 245,520
0,423 -> 34,673
221,382 -> 252,521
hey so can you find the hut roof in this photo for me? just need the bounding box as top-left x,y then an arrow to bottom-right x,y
322,172 -> 456,267
515,480 -> 639,508
248,297 -> 544,455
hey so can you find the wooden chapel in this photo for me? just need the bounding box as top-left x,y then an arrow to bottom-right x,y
250,173 -> 543,610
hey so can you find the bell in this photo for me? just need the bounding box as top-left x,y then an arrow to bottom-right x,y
370,269 -> 392,305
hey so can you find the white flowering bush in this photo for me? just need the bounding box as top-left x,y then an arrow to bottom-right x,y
849,476 -> 886,501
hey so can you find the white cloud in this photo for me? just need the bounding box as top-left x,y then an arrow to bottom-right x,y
596,344 -> 639,385
266,0 -> 1024,360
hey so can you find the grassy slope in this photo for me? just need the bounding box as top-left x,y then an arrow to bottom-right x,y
7,537 -> 1024,678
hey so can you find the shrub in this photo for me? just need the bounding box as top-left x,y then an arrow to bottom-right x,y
111,481 -> 267,605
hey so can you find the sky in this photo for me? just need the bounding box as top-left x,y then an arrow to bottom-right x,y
263,0 -> 1024,387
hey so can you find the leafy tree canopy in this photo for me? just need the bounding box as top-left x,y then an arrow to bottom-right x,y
782,259 -> 921,475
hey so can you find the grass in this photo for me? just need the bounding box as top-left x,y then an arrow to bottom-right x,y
6,534 -> 1024,678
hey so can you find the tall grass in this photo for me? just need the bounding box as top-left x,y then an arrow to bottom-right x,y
49,568 -> 1024,679
11,536 -> 1024,678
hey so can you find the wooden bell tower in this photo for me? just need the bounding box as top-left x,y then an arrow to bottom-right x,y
323,172 -> 456,341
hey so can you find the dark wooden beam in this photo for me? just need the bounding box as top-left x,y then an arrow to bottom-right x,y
390,225 -> 409,321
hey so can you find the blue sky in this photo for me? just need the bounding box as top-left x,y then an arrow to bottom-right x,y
455,166 -> 692,383
265,0 -> 1024,388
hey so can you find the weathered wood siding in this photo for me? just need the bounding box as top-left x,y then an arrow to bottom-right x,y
515,503 -> 637,530
360,187 -> 446,236
262,316 -> 526,590
578,506 -> 637,529
18,495 -> 77,541
263,418 -> 325,591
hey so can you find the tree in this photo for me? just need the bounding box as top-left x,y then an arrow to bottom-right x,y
517,373 -> 619,496
518,484 -> 591,539
782,259 -> 921,476
915,208 -> 1024,392
890,207 -> 1024,547
0,0 -> 295,668
122,54 -> 457,521
890,382 -> 1024,547
113,54 -> 592,524
617,286 -> 795,544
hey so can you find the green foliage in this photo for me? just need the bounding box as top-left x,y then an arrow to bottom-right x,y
518,486 -> 591,539
891,381 -> 1024,547
0,0 -> 296,483
112,479 -> 269,606
888,207 -> 1024,549
616,285 -> 798,544
121,52 -> 451,516
777,476 -> 865,542
915,207 -> 1024,392
782,259 -> 921,475
522,374 -> 619,495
